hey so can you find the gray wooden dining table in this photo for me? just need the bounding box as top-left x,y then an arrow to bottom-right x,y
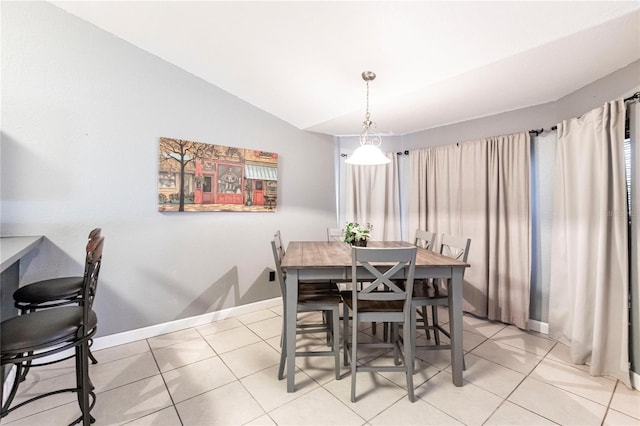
280,240 -> 469,392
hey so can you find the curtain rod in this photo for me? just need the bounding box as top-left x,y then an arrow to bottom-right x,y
343,94 -> 640,156
529,126 -> 557,136
625,91 -> 640,102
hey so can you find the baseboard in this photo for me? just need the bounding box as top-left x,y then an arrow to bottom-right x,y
92,297 -> 281,351
631,370 -> 640,390
527,319 -> 549,334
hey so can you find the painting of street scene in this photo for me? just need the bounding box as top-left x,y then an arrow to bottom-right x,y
158,137 -> 278,212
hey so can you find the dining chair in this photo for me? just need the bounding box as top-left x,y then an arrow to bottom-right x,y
271,239 -> 342,381
342,246 -> 417,402
1,234 -> 104,425
274,230 -> 339,294
411,229 -> 436,339
326,227 -> 343,242
411,233 -> 471,365
12,228 -> 102,380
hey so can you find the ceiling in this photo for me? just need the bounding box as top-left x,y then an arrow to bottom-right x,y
52,1 -> 640,136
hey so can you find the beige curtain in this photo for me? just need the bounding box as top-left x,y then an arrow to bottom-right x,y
407,133 -> 531,329
345,152 -> 401,241
630,101 -> 639,379
548,99 -> 630,386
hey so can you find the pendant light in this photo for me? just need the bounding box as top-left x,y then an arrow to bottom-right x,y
345,71 -> 391,166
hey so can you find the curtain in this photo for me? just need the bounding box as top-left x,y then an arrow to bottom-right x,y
630,101 -> 639,379
345,152 -> 401,241
548,99 -> 630,386
407,133 -> 531,328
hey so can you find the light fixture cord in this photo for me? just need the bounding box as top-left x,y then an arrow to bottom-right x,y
365,80 -> 371,122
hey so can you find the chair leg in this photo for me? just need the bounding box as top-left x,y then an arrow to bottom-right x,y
88,342 -> 98,365
350,312 -> 358,403
410,304 -> 417,370
431,306 -> 441,345
278,314 -> 286,380
332,308 -> 340,380
420,306 -> 431,339
343,304 -> 350,367
403,318 -> 415,402
1,363 -> 23,417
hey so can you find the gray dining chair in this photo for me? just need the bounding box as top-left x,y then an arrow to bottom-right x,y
326,227 -> 343,242
410,233 -> 471,366
271,238 -> 342,381
342,246 -> 417,402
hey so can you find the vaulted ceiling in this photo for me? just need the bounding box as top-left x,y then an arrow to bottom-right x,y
52,1 -> 640,136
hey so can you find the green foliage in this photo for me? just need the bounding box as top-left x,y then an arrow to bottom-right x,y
344,222 -> 372,244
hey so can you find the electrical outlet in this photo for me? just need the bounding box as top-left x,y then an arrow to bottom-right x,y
269,271 -> 275,281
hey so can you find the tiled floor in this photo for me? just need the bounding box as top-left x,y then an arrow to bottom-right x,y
3,305 -> 639,425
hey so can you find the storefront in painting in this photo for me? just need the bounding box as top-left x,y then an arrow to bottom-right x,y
158,137 -> 278,212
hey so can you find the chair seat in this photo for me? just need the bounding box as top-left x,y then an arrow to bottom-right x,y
298,292 -> 342,305
341,292 -> 404,312
13,277 -> 84,304
412,280 -> 447,299
299,282 -> 340,294
1,306 -> 97,355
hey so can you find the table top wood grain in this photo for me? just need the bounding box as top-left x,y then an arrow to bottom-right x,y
281,241 -> 469,269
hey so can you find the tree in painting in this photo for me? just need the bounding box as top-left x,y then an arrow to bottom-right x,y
159,138 -> 207,212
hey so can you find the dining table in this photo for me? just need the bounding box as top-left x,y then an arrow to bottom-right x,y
280,240 -> 469,392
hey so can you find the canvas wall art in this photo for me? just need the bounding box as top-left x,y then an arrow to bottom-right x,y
158,137 -> 278,212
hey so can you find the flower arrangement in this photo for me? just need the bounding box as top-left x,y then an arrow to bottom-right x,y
344,222 -> 372,246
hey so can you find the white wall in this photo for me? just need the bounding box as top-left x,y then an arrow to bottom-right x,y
1,1 -> 336,336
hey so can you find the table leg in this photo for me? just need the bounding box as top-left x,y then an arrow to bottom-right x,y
448,268 -> 464,386
286,269 -> 299,392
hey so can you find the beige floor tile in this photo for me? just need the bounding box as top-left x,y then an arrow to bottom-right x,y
147,328 -> 202,349
544,342 -> 590,372
471,339 -> 543,375
484,401 -> 556,425
269,305 -> 284,316
91,351 -> 160,393
237,309 -> 278,325
92,375 -> 173,425
219,341 -> 281,378
415,371 -> 503,426
246,315 -> 283,340
240,364 -> 319,412
175,381 -> 265,425
609,381 -> 640,420
462,314 -> 506,338
603,408 -> 640,425
3,371 -> 77,422
1,400 -> 84,425
269,386 -> 365,425
121,406 -> 182,425
324,371 -> 408,420
152,336 -> 216,372
21,357 -> 76,384
379,357 -> 440,389
413,346 -> 452,369
196,317 -> 244,336
491,326 -> 556,356
444,353 -> 525,398
93,339 -> 151,364
204,325 -> 262,354
369,397 -> 463,425
245,414 -> 278,425
162,356 -> 237,403
508,377 -> 607,425
529,358 -> 616,405
294,348 -> 342,385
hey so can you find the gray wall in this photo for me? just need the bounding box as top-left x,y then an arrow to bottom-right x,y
1,1 -> 336,337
